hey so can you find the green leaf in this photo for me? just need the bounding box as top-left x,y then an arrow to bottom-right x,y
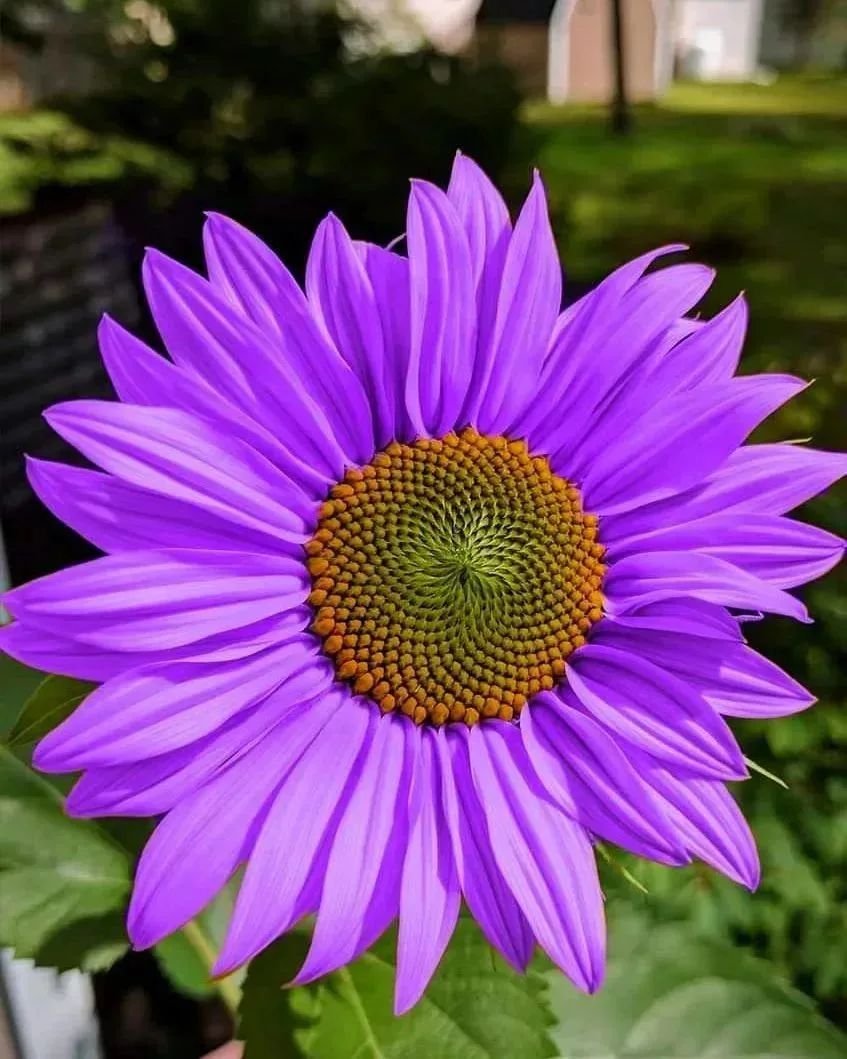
156,930 -> 217,998
0,745 -> 131,957
239,918 -> 555,1059
34,912 -> 129,973
547,909 -> 847,1058
239,932 -> 318,1059
0,651 -> 44,736
6,674 -> 94,749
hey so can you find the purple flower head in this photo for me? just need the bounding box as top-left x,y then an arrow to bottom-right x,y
3,154 -> 845,1013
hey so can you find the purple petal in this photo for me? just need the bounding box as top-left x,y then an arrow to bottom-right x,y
446,152 -> 510,389
606,444 -> 847,546
293,714 -> 413,985
608,512 -> 844,589
0,622 -> 145,682
66,687 -> 340,818
34,641 -> 328,771
214,693 -> 373,975
598,623 -> 814,719
405,180 -> 475,435
601,599 -> 742,640
474,172 -> 561,433
604,550 -> 810,623
44,400 -> 313,535
467,723 -> 605,992
579,375 -> 807,516
143,249 -> 347,485
521,695 -> 688,865
306,214 -> 391,445
203,213 -> 375,465
3,549 -> 308,651
354,242 -> 414,442
127,716 -> 310,948
631,752 -> 760,889
395,729 -> 461,1014
562,295 -> 747,481
26,458 -> 302,558
98,315 -> 297,471
0,609 -> 309,683
525,253 -> 707,451
566,643 -> 747,780
656,293 -> 747,390
437,729 -> 534,971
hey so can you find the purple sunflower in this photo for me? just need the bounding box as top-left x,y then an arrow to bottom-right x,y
3,155 -> 845,1013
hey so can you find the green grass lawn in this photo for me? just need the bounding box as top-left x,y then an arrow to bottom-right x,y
525,77 -> 847,453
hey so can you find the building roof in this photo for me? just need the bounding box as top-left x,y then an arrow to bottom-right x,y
477,0 -> 556,24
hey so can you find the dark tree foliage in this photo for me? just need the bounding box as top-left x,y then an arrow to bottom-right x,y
16,0 -> 525,273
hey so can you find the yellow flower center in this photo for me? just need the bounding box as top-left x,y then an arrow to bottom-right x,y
307,429 -> 605,726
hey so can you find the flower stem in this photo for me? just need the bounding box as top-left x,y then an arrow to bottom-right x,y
182,918 -> 242,1016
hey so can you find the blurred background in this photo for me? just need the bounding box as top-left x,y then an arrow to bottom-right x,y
0,1 -> 845,1056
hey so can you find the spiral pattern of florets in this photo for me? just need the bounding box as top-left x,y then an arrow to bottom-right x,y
306,428 -> 606,726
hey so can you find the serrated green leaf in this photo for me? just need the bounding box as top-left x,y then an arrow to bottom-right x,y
547,910 -> 847,1058
6,674 -> 94,749
240,918 -> 556,1059
0,745 -> 131,957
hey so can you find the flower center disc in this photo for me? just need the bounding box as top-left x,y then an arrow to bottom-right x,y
307,429 -> 606,726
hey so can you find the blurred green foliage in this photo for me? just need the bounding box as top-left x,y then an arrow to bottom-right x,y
1,0 -> 526,267
530,78 -> 847,1025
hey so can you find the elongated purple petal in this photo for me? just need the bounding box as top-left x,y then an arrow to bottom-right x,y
98,315 -> 296,471
522,695 -> 688,864
354,242 -> 413,442
604,444 -> 847,548
467,723 -> 605,992
213,693 -> 372,974
579,375 -> 807,515
127,715 -> 313,948
26,458 -> 300,558
0,622 -> 138,682
537,245 -> 687,387
293,714 -> 412,985
563,295 -> 747,480
0,610 -> 309,682
566,643 -> 747,779
446,152 -> 510,392
526,254 -> 708,451
475,172 -> 561,433
34,642 -> 328,771
605,550 -> 810,623
657,293 -> 747,390
395,729 -> 460,1015
66,685 -> 340,818
44,400 -> 313,534
609,512 -> 844,588
405,180 -> 475,435
601,599 -> 742,640
143,249 -> 347,484
437,729 -> 534,971
203,213 -> 375,464
631,751 -> 760,889
598,623 -> 814,718
3,550 -> 308,651
306,214 -> 391,445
